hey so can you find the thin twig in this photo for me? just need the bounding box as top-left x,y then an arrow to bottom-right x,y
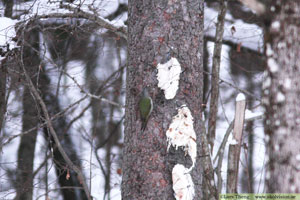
204,70 -> 261,101
60,3 -> 127,40
63,70 -> 125,108
1,95 -> 88,148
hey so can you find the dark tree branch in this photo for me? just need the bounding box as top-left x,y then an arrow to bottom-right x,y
60,3 -> 127,40
208,0 -> 228,153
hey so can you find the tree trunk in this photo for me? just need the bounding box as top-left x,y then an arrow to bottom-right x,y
39,62 -> 88,200
264,0 -> 300,193
0,60 -> 6,139
39,68 -> 88,200
15,25 -> 40,200
122,0 -> 205,199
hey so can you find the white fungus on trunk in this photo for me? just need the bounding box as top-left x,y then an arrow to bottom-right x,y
156,57 -> 182,99
166,105 -> 197,171
172,164 -> 195,200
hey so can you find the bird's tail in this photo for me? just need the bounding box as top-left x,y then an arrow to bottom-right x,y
141,119 -> 148,132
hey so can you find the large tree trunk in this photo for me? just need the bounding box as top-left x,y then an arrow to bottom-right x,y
264,0 -> 300,192
122,0 -> 206,199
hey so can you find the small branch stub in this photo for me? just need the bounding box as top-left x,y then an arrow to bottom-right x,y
226,93 -> 246,193
233,93 -> 246,142
156,57 -> 182,100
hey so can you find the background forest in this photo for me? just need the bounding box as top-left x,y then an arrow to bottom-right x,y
0,0 -> 283,199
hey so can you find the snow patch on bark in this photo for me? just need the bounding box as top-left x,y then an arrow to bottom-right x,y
284,78 -> 292,89
236,93 -> 245,101
267,58 -> 279,73
228,134 -> 238,145
271,21 -> 280,32
265,135 -> 270,142
296,154 -> 300,161
266,44 -> 273,57
156,57 -> 182,100
262,77 -> 271,89
172,164 -> 195,200
276,92 -> 285,103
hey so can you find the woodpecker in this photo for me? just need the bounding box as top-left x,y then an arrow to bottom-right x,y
139,87 -> 153,132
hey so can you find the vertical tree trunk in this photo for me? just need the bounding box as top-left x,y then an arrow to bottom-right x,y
15,25 -> 40,200
241,78 -> 255,193
122,0 -> 205,199
264,0 -> 300,192
38,66 -> 88,200
0,61 -> 6,138
3,0 -> 13,18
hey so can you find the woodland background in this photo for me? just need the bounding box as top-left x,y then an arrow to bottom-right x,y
0,0 -> 294,199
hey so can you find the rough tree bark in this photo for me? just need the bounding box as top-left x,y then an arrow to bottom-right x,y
264,0 -> 300,193
122,0 -> 208,199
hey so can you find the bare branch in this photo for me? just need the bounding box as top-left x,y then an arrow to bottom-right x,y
204,69 -> 262,101
205,35 -> 263,57
21,8 -> 127,40
1,95 -> 88,148
21,64 -> 92,200
208,0 -> 228,153
60,3 -> 127,40
63,70 -> 125,108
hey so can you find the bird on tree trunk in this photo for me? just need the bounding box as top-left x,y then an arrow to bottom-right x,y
139,87 -> 153,132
